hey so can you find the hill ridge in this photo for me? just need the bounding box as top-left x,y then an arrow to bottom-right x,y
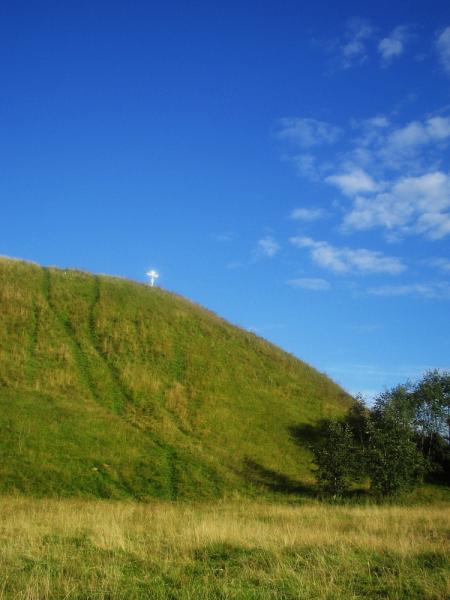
0,256 -> 351,499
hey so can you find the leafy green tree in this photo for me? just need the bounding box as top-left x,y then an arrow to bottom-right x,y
413,370 -> 450,482
413,370 -> 450,441
366,390 -> 425,496
310,372 -> 450,499
312,420 -> 355,498
372,385 -> 416,427
344,395 -> 370,449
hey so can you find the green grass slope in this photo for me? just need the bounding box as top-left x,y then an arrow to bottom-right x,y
0,257 -> 351,500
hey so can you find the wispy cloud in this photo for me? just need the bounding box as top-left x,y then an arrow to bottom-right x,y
326,363 -> 441,398
289,207 -> 325,221
352,323 -> 381,334
327,363 -> 436,379
285,153 -> 320,180
255,236 -> 280,258
378,26 -> 410,64
381,116 -> 450,165
315,20 -> 421,72
428,258 -> 450,272
213,232 -> 234,242
287,277 -> 331,291
368,282 -> 450,299
290,237 -> 406,275
343,114 -> 450,174
276,118 -> 341,147
226,261 -> 243,270
340,18 -> 374,69
436,27 -> 450,75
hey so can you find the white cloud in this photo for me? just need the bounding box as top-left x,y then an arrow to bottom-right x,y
287,277 -> 331,291
378,26 -> 409,64
415,211 -> 450,240
287,154 -> 318,179
340,18 -> 374,69
290,237 -> 406,275
429,258 -> 450,272
214,232 -> 234,242
277,118 -> 341,147
436,27 -> 450,75
256,236 -> 280,258
290,207 -> 325,221
363,115 -> 390,129
426,116 -> 450,139
368,282 -> 450,299
343,171 -> 450,240
344,115 -> 450,174
326,168 -> 378,196
281,113 -> 450,180
278,110 -> 450,241
387,121 -> 429,150
382,117 -> 450,162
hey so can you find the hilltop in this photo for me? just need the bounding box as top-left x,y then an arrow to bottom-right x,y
0,257 -> 351,500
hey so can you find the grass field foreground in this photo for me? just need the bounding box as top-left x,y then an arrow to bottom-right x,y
0,497 -> 449,599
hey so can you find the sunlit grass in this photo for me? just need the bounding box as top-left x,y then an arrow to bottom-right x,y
0,497 -> 449,599
0,257 -> 350,500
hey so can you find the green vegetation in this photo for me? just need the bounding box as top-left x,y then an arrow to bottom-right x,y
0,497 -> 449,599
1,257 -> 449,598
313,420 -> 356,497
0,256 -> 350,500
311,373 -> 450,498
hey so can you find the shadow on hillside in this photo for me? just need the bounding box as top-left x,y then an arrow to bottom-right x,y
288,420 -> 331,449
243,459 -> 315,496
244,418 -> 370,497
243,421 -> 334,497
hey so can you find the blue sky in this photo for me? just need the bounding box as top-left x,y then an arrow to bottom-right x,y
2,1 -> 450,400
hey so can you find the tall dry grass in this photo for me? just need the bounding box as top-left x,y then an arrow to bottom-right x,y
0,497 -> 449,599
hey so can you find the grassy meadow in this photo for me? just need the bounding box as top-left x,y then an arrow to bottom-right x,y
0,257 -> 350,500
1,496 -> 449,599
1,257 -> 449,598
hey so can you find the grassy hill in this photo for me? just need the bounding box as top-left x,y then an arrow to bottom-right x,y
0,257 -> 351,500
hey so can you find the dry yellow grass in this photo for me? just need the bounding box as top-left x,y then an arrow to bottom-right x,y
0,497 -> 449,599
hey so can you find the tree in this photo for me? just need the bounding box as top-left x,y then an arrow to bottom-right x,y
310,373 -> 449,499
312,420 -> 355,498
344,395 -> 370,450
413,370 -> 450,443
366,387 -> 425,496
413,370 -> 450,482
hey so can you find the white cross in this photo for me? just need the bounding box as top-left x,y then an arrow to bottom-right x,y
146,270 -> 159,287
